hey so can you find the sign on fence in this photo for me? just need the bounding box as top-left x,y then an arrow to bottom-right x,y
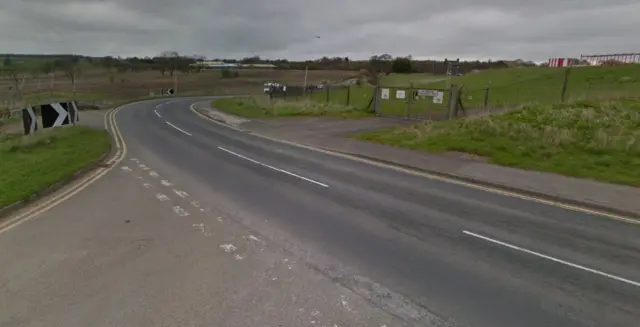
396,90 -> 405,99
418,89 -> 439,97
381,88 -> 390,100
433,92 -> 444,104
417,89 -> 444,103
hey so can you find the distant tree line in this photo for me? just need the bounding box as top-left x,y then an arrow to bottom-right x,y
1,52 -> 542,83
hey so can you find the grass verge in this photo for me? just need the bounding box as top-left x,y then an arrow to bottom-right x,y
212,96 -> 374,118
424,65 -> 640,108
0,126 -> 111,208
356,99 -> 640,186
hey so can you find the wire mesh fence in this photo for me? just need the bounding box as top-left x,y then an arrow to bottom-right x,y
452,65 -> 640,113
267,84 -> 375,111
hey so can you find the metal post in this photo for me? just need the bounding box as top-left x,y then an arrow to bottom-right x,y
326,85 -> 330,103
302,65 -> 308,97
445,62 -> 452,89
447,84 -> 457,120
346,85 -> 351,106
373,85 -> 380,115
406,83 -> 413,120
561,67 -> 571,103
173,72 -> 178,95
483,81 -> 491,108
50,72 -> 54,97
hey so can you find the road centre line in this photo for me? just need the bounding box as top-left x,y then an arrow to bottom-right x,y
154,109 -> 161,118
463,230 -> 640,288
217,146 -> 329,188
188,102 -> 640,225
166,121 -> 192,136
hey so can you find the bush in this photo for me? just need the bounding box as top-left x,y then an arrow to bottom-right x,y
220,69 -> 239,78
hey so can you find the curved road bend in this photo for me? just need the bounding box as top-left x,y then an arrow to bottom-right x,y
1,98 -> 639,327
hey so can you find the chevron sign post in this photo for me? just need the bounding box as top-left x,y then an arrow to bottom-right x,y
41,101 -> 79,129
21,107 -> 38,135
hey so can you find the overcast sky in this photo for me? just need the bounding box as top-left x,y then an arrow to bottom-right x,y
1,0 -> 638,61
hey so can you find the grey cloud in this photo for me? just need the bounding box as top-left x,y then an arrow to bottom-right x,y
0,0 -> 638,61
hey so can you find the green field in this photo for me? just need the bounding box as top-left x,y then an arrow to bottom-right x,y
356,99 -> 640,186
211,95 -> 374,118
380,73 -> 447,87
296,66 -> 640,118
0,126 -> 110,208
424,65 -> 640,108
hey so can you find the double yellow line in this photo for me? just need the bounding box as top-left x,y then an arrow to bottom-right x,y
0,106 -> 128,234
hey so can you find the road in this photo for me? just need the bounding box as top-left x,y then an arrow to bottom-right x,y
2,98 -> 640,327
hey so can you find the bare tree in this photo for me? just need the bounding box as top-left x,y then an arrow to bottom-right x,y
35,61 -> 55,97
55,56 -> 82,97
3,64 -> 29,110
159,50 -> 180,76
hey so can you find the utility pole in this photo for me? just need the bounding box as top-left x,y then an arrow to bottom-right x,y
445,61 -> 452,89
173,70 -> 178,95
302,66 -> 309,96
302,35 -> 321,97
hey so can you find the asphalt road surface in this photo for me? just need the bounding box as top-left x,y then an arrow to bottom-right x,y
2,98 -> 639,327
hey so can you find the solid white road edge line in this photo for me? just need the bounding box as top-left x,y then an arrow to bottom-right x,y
166,121 -> 192,136
462,230 -> 640,288
218,146 -> 329,188
154,109 -> 161,118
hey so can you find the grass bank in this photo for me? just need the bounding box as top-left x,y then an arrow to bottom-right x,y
424,65 -> 640,108
211,96 -> 374,118
380,73 -> 447,87
356,99 -> 640,186
0,126 -> 110,208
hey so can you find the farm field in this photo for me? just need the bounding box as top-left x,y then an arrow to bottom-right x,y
379,73 -> 447,87
0,67 -> 357,115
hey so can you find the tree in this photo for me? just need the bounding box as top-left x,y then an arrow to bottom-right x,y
2,62 -> 29,110
391,56 -> 413,74
41,61 -> 55,75
157,51 -> 180,76
55,57 -> 82,96
102,56 -> 116,72
40,61 -> 57,96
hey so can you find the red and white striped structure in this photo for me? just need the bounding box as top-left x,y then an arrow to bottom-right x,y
548,58 -> 579,67
580,53 -> 640,65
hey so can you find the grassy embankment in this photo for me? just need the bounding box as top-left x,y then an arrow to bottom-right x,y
210,73 -> 451,118
357,98 -> 640,185
0,126 -> 110,208
356,65 -> 640,185
211,95 -> 374,118
428,65 -> 640,108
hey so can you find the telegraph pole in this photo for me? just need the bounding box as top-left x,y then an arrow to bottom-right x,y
302,35 -> 321,97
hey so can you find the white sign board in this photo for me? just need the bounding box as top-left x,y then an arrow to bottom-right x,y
418,89 -> 439,97
433,91 -> 444,104
381,88 -> 390,100
396,90 -> 406,99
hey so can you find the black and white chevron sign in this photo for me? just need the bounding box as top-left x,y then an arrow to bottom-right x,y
161,88 -> 174,95
68,101 -> 79,124
41,102 -> 71,128
21,107 -> 38,135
